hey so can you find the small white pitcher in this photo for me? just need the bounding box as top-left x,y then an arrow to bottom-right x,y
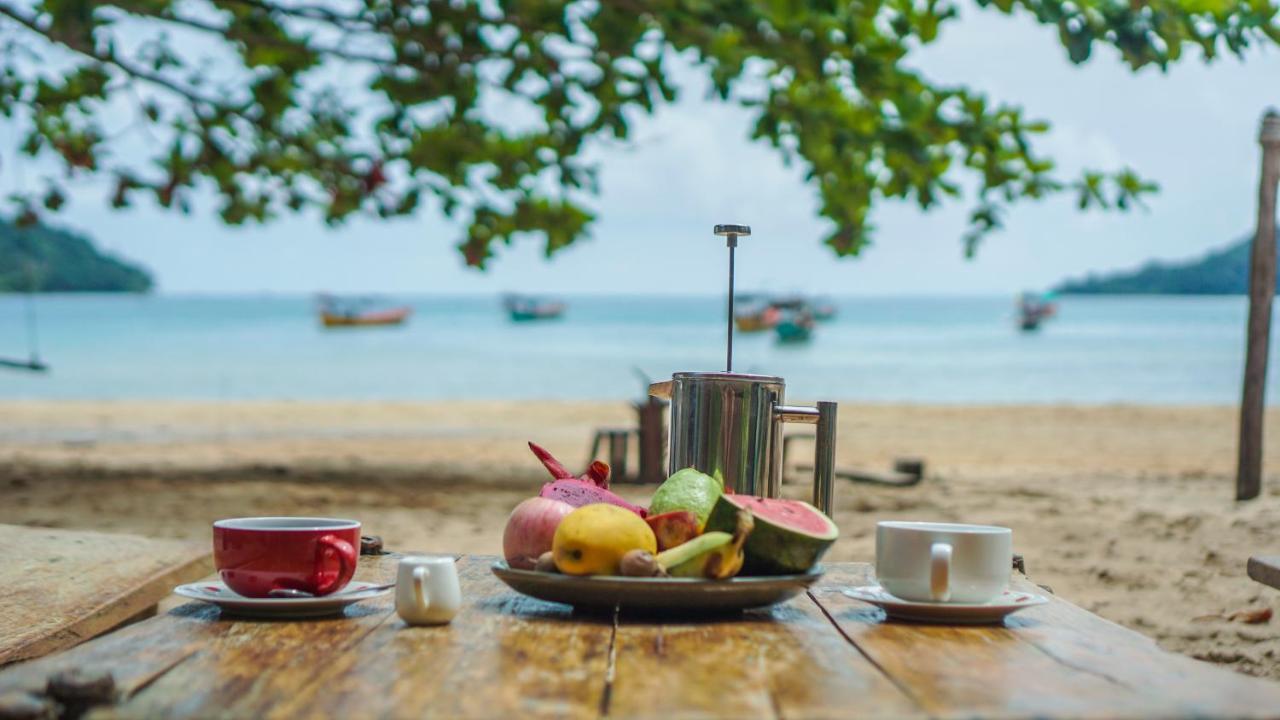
395,555 -> 461,626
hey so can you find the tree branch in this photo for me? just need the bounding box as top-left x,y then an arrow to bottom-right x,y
214,0 -> 376,32
0,2 -> 248,113
111,7 -> 395,68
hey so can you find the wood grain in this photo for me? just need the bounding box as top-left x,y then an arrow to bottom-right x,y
606,594 -> 921,719
1248,555 -> 1280,590
1003,574 -> 1280,718
268,556 -> 611,719
0,524 -> 210,665
113,553 -> 403,718
816,565 -> 1280,719
3,557 -> 1280,719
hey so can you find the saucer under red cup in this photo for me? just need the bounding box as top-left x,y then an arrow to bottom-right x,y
213,517 -> 360,598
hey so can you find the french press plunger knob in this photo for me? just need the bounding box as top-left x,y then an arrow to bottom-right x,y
714,224 -> 751,372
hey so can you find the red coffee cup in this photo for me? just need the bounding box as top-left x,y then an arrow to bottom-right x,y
213,517 -> 360,598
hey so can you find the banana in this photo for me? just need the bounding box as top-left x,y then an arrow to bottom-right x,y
656,509 -> 754,579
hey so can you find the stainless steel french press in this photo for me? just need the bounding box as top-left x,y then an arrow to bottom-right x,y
649,225 -> 837,515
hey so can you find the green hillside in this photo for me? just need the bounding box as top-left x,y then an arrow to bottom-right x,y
1056,231 -> 1279,295
0,219 -> 153,293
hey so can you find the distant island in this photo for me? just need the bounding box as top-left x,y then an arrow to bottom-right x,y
1056,231 -> 1280,295
0,218 -> 153,293
1054,231 -> 1280,295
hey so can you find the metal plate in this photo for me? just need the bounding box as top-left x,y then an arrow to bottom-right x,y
491,561 -> 823,614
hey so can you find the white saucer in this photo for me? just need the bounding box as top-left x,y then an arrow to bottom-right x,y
173,580 -> 391,618
843,585 -> 1049,624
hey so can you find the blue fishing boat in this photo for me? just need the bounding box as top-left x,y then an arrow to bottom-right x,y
775,311 -> 815,343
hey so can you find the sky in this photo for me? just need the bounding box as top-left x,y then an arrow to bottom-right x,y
10,7 -> 1280,296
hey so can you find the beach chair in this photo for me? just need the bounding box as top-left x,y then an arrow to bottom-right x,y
586,395 -> 667,485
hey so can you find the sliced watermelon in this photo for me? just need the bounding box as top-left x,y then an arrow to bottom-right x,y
703,495 -> 837,574
540,479 -> 647,518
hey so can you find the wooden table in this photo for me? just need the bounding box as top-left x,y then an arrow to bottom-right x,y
2,554 -> 1279,719
1248,555 -> 1280,590
0,524 -> 211,666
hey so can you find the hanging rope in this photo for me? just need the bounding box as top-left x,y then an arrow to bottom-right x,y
0,258 -> 48,372
24,278 -> 39,364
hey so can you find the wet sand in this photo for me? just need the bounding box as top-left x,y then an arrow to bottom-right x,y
2,400 -> 1278,680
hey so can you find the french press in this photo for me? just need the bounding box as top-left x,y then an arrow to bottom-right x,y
649,225 -> 838,514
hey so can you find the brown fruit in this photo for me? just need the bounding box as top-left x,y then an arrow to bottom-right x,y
619,549 -> 661,577
534,551 -> 558,573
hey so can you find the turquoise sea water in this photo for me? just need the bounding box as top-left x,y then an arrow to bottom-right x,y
0,294 -> 1260,404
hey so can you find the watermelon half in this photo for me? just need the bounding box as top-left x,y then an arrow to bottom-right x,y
704,495 -> 838,575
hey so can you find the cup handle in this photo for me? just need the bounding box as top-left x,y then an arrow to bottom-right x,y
774,402 -> 838,515
412,566 -> 431,611
313,535 -> 357,595
930,542 -> 952,602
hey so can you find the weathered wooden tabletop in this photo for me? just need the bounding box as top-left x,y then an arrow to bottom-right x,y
0,524 -> 211,666
2,553 -> 1278,719
1249,555 -> 1280,590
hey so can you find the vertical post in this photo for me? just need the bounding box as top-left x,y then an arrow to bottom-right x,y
1237,109 -> 1280,501
713,224 -> 751,373
634,397 -> 666,484
726,238 -> 736,372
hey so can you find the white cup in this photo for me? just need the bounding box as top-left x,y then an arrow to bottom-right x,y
396,555 -> 461,626
875,521 -> 1012,604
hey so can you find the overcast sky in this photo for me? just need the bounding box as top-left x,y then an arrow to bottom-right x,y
14,8 -> 1280,296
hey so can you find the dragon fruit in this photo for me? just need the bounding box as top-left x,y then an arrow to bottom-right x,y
529,441 -> 646,517
529,442 -> 610,488
539,480 -> 647,517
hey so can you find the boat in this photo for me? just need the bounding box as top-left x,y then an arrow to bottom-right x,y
504,295 -> 566,322
0,356 -> 47,372
735,307 -> 781,332
734,301 -> 781,332
1017,292 -> 1057,332
768,295 -> 809,312
775,311 -> 816,343
758,294 -> 837,323
318,295 -> 412,328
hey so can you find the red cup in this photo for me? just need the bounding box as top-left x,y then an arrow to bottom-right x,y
213,517 -> 360,598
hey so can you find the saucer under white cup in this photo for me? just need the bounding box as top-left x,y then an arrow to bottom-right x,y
844,585 -> 1048,624
396,555 -> 461,626
876,521 -> 1012,603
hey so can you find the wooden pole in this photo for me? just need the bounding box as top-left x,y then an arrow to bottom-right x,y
1236,109 -> 1280,501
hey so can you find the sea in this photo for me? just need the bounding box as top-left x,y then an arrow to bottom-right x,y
0,294 -> 1260,405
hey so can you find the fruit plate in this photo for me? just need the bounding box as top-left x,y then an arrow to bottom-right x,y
491,561 -> 824,613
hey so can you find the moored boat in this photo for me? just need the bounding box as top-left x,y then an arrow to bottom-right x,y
505,294 -> 566,322
321,306 -> 412,328
775,311 -> 815,343
317,294 -> 412,328
1016,292 -> 1057,332
735,304 -> 781,332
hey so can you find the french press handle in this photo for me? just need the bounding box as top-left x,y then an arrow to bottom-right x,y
775,401 -> 837,515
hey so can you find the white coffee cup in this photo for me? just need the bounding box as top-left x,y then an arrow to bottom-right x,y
396,555 -> 461,626
875,521 -> 1012,603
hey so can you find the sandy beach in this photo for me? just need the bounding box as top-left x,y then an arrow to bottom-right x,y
2,400 -> 1279,680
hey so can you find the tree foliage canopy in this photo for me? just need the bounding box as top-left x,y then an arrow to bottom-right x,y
0,0 -> 1275,266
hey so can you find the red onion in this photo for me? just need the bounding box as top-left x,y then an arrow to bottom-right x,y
503,497 -> 574,570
